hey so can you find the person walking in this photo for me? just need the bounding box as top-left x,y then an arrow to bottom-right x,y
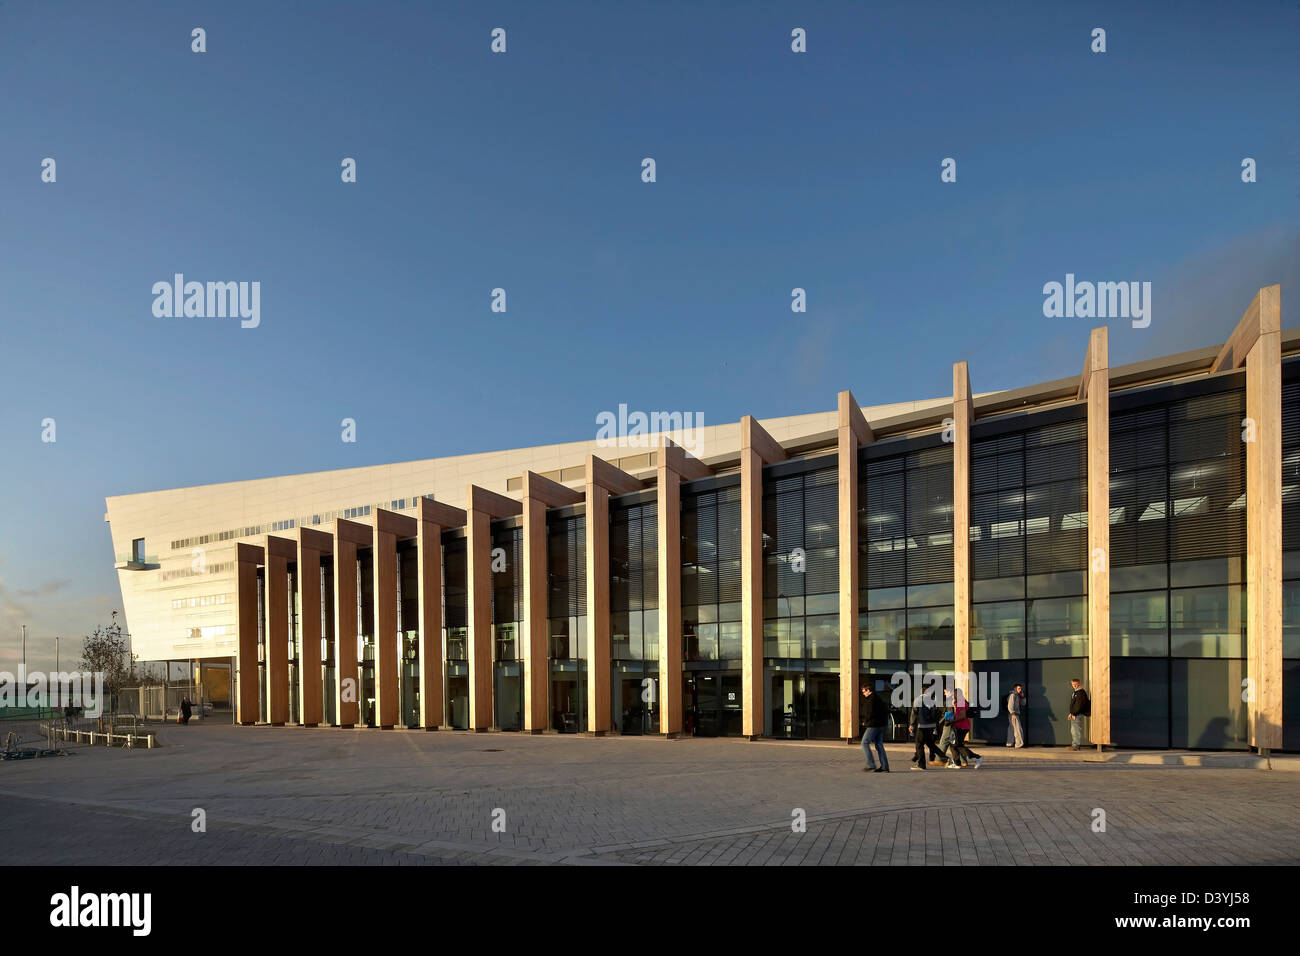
1068,678 -> 1091,750
860,685 -> 890,773
180,696 -> 193,726
1005,682 -> 1026,748
937,688 -> 956,764
908,692 -> 939,770
947,689 -> 983,769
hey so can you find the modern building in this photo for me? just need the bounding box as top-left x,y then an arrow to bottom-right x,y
105,285 -> 1298,751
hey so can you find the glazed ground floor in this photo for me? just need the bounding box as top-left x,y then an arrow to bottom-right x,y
234,646 -> 1298,751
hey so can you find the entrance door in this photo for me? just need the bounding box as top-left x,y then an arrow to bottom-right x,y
446,668 -> 469,729
769,671 -> 808,739
686,672 -> 722,736
618,676 -> 654,735
550,668 -> 586,733
683,669 -> 743,737
495,662 -> 523,731
719,671 -> 743,736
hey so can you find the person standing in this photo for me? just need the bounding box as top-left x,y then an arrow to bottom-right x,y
860,685 -> 890,773
1068,678 -> 1090,751
180,696 -> 193,726
1005,683 -> 1026,748
908,692 -> 939,770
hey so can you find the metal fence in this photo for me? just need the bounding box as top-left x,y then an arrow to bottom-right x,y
114,683 -> 222,723
1,711 -> 90,757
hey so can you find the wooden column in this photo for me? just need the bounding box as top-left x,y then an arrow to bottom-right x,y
373,509 -> 416,729
584,455 -> 642,735
952,363 -> 973,696
332,518 -> 370,728
1080,328 -> 1111,746
263,534 -> 296,726
838,391 -> 874,741
1216,285 -> 1284,751
296,527 -> 332,727
740,416 -> 787,739
657,439 -> 713,737
417,498 -> 465,730
466,486 -> 523,731
522,473 -> 583,733
235,542 -> 264,725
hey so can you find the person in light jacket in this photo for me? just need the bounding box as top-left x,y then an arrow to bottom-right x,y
1005,683 -> 1026,748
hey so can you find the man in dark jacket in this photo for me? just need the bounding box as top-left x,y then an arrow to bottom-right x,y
860,685 -> 890,773
908,693 -> 942,770
1068,678 -> 1090,750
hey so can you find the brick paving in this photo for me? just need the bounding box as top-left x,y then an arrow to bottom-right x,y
1,724 -> 1297,865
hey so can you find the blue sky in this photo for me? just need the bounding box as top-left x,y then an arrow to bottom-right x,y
1,0 -> 1297,670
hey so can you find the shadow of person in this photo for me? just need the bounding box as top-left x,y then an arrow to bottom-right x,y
1194,716 -> 1230,750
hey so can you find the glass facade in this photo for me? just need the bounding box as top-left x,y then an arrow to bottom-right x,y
1109,377 -> 1249,749
358,551 -> 375,727
548,511 -> 587,732
763,460 -> 839,739
398,542 -> 420,729
287,561 -> 299,723
969,409 -> 1089,746
442,535 -> 469,729
682,480 -> 744,736
492,523 -> 524,732
321,558 -> 336,726
610,496 -> 659,734
1280,361 -> 1300,751
232,359 -> 1300,753
859,441 -> 954,740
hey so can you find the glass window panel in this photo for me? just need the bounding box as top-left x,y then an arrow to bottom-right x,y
1026,570 -> 1087,599
1171,658 -> 1249,750
862,609 -> 907,660
972,576 -> 1024,603
1110,590 -> 1168,656
1169,585 -> 1245,658
906,606 -> 954,660
906,581 -> 953,608
719,622 -> 743,660
1111,562 -> 1167,593
971,601 -> 1026,660
805,614 -> 840,659
1027,596 -> 1088,658
867,586 -> 906,611
1110,659 -> 1170,748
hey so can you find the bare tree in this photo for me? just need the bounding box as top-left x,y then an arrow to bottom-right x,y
79,614 -> 136,712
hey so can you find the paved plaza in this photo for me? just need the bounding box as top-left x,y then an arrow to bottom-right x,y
2,724 -> 1297,865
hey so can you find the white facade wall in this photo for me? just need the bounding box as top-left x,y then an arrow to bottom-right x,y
106,397 -> 947,661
